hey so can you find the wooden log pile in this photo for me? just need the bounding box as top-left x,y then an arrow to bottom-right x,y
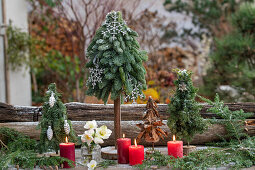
1,102 -> 255,122
0,102 -> 254,146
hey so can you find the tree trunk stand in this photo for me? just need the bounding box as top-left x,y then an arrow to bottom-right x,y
101,97 -> 121,160
114,97 -> 121,146
183,145 -> 196,155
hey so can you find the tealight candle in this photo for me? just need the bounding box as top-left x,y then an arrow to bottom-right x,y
117,134 -> 131,164
167,135 -> 183,158
129,139 -> 144,165
59,137 -> 75,168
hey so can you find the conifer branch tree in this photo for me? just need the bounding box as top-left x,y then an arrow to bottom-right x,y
86,11 -> 148,142
167,69 -> 208,145
37,83 -> 76,153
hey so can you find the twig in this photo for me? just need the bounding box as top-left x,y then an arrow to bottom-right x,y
0,139 -> 8,150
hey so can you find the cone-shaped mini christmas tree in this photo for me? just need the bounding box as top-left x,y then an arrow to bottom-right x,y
167,69 -> 208,145
86,11 -> 148,141
136,97 -> 167,150
37,83 -> 76,153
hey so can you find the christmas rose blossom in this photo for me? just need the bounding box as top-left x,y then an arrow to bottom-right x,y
84,120 -> 97,129
81,129 -> 94,145
93,134 -> 104,144
87,160 -> 97,170
96,125 -> 112,139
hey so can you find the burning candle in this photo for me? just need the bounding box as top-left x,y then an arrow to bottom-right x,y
167,135 -> 183,158
59,137 -> 75,168
117,134 -> 131,164
129,139 -> 144,166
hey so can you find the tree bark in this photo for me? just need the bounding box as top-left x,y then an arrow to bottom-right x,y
114,97 -> 121,147
31,72 -> 38,93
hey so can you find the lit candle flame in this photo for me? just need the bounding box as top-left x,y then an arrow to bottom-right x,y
134,139 -> 137,147
65,137 -> 68,143
173,135 -> 176,141
123,134 -> 125,138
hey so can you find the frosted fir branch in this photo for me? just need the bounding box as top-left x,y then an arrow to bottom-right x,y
87,64 -> 104,89
125,83 -> 144,104
178,69 -> 187,75
102,11 -> 128,40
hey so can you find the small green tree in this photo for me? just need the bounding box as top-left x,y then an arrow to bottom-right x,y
37,83 -> 76,153
167,69 -> 208,145
86,11 -> 148,141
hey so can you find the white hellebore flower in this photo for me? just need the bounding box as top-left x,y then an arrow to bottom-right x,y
93,134 -> 104,144
84,120 -> 97,130
81,129 -> 94,145
96,125 -> 112,139
87,160 -> 97,170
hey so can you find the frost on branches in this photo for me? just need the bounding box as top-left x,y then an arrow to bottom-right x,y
87,63 -> 104,89
124,82 -> 144,104
102,11 -> 128,41
86,11 -> 148,104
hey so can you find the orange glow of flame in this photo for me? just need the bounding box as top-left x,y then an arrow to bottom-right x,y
134,139 -> 137,147
173,135 -> 176,141
123,134 -> 125,138
65,137 -> 68,143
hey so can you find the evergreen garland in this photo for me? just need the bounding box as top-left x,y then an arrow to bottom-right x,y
167,69 -> 208,144
37,83 -> 76,153
86,11 -> 148,104
0,127 -> 74,169
0,127 -> 27,146
137,137 -> 255,170
199,94 -> 253,143
97,160 -> 117,168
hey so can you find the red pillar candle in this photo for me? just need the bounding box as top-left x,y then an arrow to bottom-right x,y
59,137 -> 75,168
117,134 -> 131,164
129,139 -> 144,166
167,135 -> 183,158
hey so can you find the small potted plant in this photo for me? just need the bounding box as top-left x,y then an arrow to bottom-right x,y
80,120 -> 112,163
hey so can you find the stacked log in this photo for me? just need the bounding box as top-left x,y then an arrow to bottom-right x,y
1,102 -> 254,122
0,102 -> 254,146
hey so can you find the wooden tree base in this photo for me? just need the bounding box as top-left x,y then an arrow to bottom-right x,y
183,145 -> 196,155
101,146 -> 117,160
